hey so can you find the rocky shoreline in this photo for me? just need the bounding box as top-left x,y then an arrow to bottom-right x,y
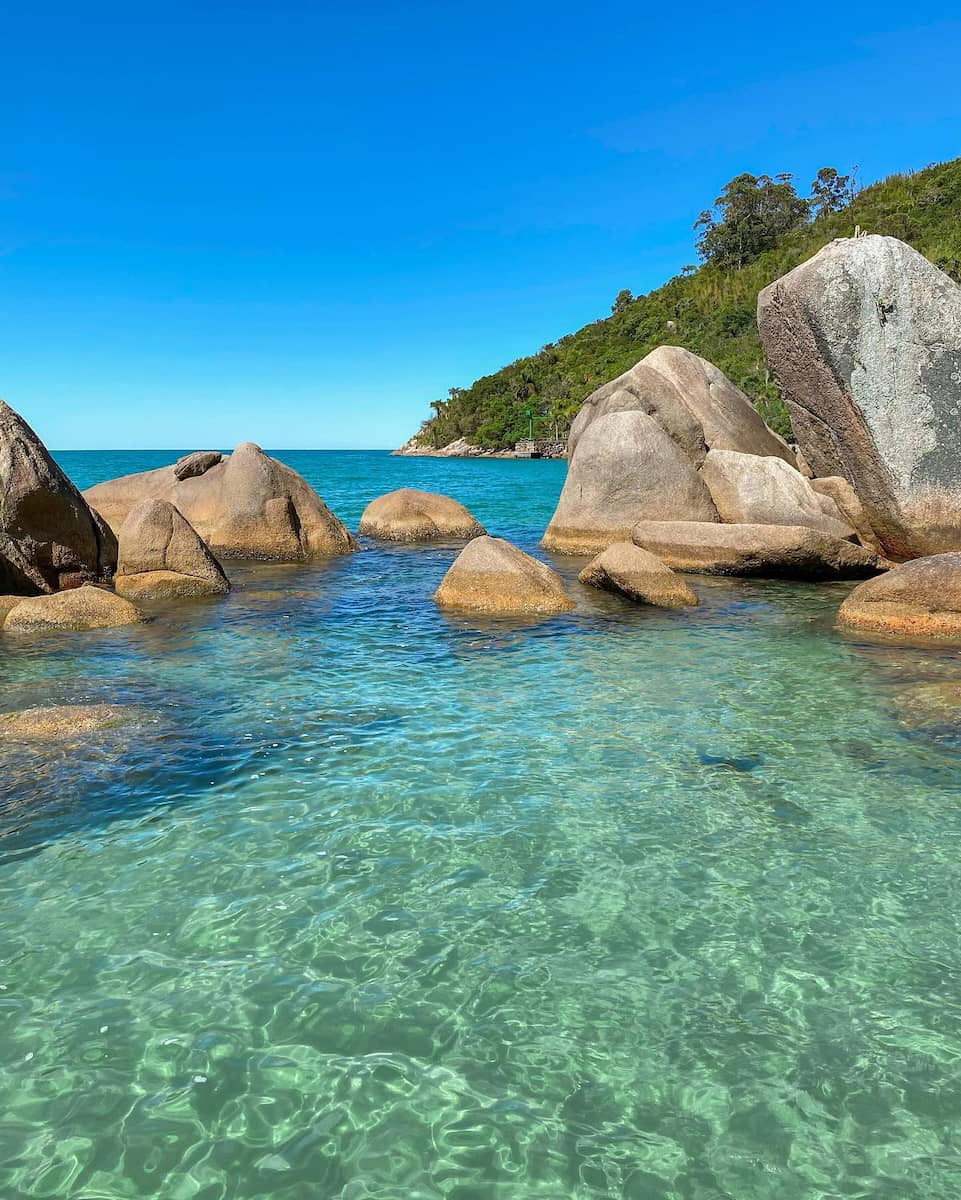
3,233 -> 961,710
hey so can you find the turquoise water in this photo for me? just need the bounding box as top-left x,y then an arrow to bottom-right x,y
3,450 -> 961,1199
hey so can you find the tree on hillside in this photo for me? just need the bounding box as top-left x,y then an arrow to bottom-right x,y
695,172 -> 810,269
810,166 -> 859,218
611,288 -> 634,314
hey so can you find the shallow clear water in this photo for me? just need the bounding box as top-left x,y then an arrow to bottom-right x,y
3,450 -> 961,1199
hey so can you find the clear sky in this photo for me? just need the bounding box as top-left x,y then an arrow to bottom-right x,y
2,3 -> 960,450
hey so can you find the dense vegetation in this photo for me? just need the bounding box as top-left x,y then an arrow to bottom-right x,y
412,157 -> 961,448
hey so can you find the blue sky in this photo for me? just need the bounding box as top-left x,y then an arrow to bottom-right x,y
2,3 -> 960,450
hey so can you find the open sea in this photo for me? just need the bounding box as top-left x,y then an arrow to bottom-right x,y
2,448 -> 961,1199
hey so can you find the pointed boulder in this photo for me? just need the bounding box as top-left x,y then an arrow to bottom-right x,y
116,499 -> 231,600
434,536 -> 575,615
579,542 -> 698,607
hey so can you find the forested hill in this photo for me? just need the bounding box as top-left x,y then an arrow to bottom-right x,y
410,158 -> 961,449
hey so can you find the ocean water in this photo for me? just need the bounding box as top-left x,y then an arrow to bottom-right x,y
2,450 -> 961,1199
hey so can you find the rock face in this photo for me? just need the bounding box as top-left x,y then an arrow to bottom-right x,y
3,584 -> 145,631
0,399 -> 117,593
699,449 -> 857,540
568,345 -> 795,466
631,521 -> 883,580
84,443 -> 357,561
578,542 -> 698,607
115,499 -> 231,600
358,489 -> 486,542
838,552 -> 961,637
434,536 -> 575,615
758,235 -> 961,558
543,411 -> 718,555
809,477 -> 883,554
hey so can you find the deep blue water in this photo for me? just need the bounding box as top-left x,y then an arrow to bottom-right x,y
1,450 -> 961,1199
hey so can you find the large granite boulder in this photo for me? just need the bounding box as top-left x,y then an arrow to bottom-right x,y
84,443 -> 357,561
116,499 -> 231,600
809,476 -> 883,554
0,399 -> 117,593
578,542 -> 698,607
3,584 -> 145,631
758,235 -> 961,558
699,449 -> 857,540
568,346 -> 795,466
838,552 -> 961,638
434,536 -> 575,615
543,411 -> 718,555
358,488 -> 485,542
631,521 -> 883,580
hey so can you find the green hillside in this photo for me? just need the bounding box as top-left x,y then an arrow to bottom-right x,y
411,158 -> 961,449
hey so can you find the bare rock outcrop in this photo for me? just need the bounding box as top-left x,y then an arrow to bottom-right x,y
359,489 -> 485,542
84,443 -> 357,561
115,499 -> 231,600
631,521 -> 883,580
758,235 -> 961,558
0,399 -> 117,593
543,411 -> 718,555
434,536 -> 575,615
578,542 -> 698,607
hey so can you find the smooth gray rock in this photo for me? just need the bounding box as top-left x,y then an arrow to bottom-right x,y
543,410 -> 719,554
569,345 -> 796,466
699,449 -> 857,540
758,234 -> 961,558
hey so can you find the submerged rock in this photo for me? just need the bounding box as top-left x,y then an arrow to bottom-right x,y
83,443 -> 358,562
838,552 -> 961,638
0,704 -> 135,740
569,345 -> 795,465
434,535 -> 575,615
0,399 -> 117,593
358,488 -> 486,542
3,585 -> 146,631
631,521 -> 883,580
699,449 -> 857,540
758,234 -> 961,558
115,499 -> 231,600
578,542 -> 698,608
543,411 -> 718,555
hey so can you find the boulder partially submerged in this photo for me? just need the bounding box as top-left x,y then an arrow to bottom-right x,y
0,704 -> 135,740
434,535 -> 575,615
359,488 -> 485,542
0,399 -> 117,593
699,449 -> 857,540
84,443 -> 357,561
578,542 -> 698,607
115,499 -> 231,600
758,234 -> 961,558
3,584 -> 145,631
838,553 -> 961,638
543,411 -> 718,555
631,521 -> 883,580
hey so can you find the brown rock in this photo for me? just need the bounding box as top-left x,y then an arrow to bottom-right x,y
3,584 -> 146,631
115,499 -> 230,600
0,704 -> 135,740
699,449 -> 857,540
578,542 -> 698,607
543,411 -> 718,555
809,477 -> 883,553
174,450 -> 222,480
358,488 -> 486,542
631,521 -> 883,580
434,535 -> 575,615
0,399 -> 117,593
83,442 -> 357,561
838,552 -> 961,638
